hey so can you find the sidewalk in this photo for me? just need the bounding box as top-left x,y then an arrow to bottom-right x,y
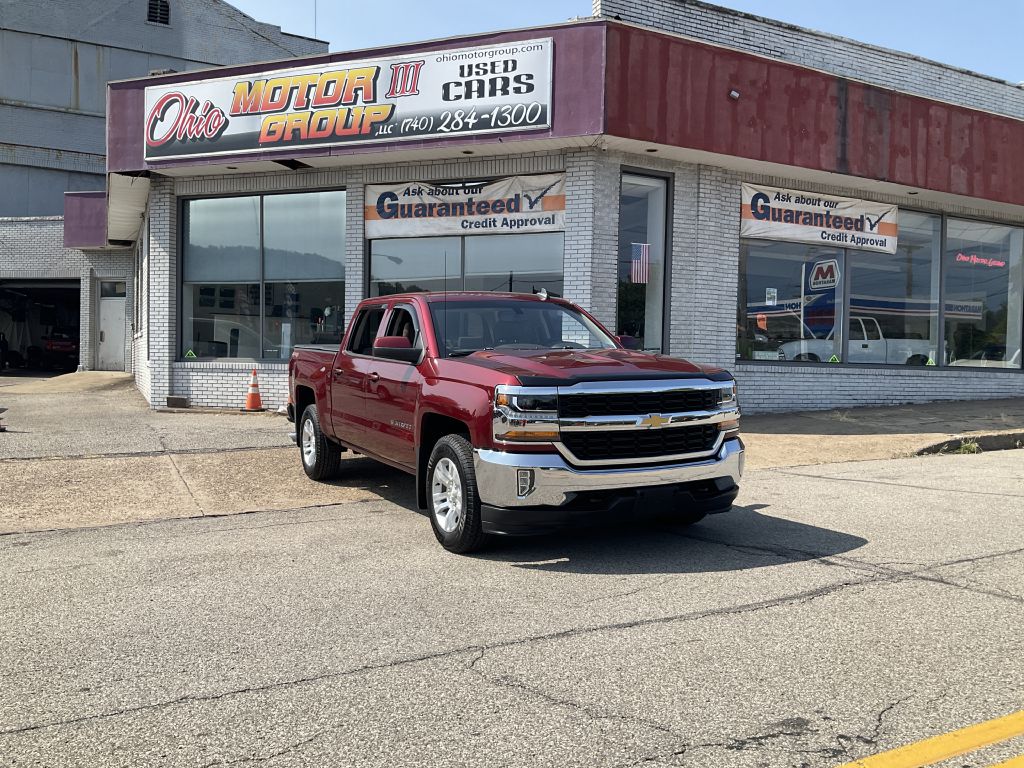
743,398 -> 1024,469
1,374 -> 1022,534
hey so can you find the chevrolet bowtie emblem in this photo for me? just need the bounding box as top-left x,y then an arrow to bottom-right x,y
637,413 -> 671,429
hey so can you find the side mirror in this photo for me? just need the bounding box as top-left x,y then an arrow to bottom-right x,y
373,335 -> 421,363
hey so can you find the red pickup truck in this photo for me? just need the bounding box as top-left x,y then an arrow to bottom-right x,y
288,292 -> 743,553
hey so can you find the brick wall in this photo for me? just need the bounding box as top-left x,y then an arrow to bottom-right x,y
594,0 -> 1024,120
735,364 -> 1024,413
563,150 -> 620,329
0,216 -> 132,371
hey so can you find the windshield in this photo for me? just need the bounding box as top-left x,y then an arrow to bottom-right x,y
428,299 -> 617,358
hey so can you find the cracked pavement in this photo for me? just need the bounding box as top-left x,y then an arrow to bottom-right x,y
1,447 -> 1022,766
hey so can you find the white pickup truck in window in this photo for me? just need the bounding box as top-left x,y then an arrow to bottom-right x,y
778,316 -> 935,365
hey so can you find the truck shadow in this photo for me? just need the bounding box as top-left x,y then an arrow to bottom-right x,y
477,504 -> 869,575
335,462 -> 868,575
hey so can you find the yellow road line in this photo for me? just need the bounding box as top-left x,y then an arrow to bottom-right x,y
837,709 -> 1024,768
988,755 -> 1024,768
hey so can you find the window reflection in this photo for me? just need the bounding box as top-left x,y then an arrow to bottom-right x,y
369,234 -> 564,298
847,212 -> 941,365
181,192 -> 346,360
945,219 -> 1024,368
370,237 -> 461,296
737,242 -> 845,362
617,175 -> 667,351
464,233 -> 563,295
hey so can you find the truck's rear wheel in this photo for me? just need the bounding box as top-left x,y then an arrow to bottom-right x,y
299,405 -> 342,481
427,435 -> 486,554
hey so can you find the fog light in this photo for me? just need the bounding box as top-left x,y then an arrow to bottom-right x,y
517,469 -> 535,497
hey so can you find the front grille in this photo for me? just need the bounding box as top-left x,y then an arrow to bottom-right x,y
561,424 -> 720,462
558,389 -> 720,418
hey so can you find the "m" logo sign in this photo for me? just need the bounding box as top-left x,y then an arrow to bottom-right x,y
809,259 -> 840,290
386,61 -> 424,98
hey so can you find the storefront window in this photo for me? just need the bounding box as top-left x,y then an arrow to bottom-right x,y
464,233 -> 563,294
369,238 -> 461,296
944,219 -> 1024,368
617,174 -> 667,351
370,234 -> 564,297
262,191 -> 345,358
737,242 -> 845,362
181,191 -> 346,360
847,212 -> 941,365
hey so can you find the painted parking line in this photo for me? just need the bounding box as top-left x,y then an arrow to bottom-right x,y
836,709 -> 1024,768
988,755 -> 1024,768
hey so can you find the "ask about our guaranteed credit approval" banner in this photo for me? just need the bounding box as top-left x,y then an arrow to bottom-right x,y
365,174 -> 565,238
741,184 -> 898,253
143,38 -> 552,160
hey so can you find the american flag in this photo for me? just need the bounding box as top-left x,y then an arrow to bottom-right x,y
630,242 -> 650,284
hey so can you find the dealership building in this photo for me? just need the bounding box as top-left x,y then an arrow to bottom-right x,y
65,0 -> 1024,411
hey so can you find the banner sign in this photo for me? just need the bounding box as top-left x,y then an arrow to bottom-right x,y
741,184 -> 898,253
365,174 -> 565,237
144,39 -> 553,160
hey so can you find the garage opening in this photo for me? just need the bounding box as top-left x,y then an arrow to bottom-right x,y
0,280 -> 81,373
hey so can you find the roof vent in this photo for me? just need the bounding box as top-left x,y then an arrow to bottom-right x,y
148,0 -> 170,25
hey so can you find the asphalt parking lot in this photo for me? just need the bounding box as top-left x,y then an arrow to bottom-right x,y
0,377 -> 1022,767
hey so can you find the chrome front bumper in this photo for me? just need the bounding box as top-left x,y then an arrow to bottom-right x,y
473,437 -> 744,509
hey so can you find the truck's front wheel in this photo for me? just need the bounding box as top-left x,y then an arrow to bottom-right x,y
299,405 -> 342,481
426,435 -> 486,554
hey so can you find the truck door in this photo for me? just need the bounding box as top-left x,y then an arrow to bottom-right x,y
847,318 -> 884,364
330,304 -> 386,445
359,303 -> 424,470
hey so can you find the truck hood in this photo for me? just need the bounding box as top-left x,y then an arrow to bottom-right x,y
454,348 -> 732,386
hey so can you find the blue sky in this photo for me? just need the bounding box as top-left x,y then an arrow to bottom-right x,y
231,0 -> 1023,83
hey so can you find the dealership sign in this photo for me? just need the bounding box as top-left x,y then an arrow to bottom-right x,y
143,39 -> 552,160
365,174 -> 565,237
741,184 -> 898,253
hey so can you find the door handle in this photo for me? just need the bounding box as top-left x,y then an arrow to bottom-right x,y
368,372 -> 380,382
861,343 -> 869,348
99,331 -> 105,343
333,368 -> 344,376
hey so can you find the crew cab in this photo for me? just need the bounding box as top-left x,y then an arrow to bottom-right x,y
778,316 -> 934,365
288,292 -> 744,553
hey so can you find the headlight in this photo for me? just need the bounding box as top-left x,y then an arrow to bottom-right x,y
719,383 -> 737,405
494,385 -> 559,442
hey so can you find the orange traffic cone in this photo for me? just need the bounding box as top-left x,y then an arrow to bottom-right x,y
242,368 -> 266,412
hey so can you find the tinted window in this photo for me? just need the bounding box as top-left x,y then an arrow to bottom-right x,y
944,219 -> 1023,368
385,307 -> 420,348
428,299 -> 615,358
347,306 -> 386,355
264,191 -> 345,281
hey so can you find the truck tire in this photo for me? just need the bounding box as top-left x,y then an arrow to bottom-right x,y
298,405 -> 342,481
426,434 -> 487,554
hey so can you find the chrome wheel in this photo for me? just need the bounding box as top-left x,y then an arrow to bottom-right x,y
301,417 -> 317,467
431,457 -> 464,533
